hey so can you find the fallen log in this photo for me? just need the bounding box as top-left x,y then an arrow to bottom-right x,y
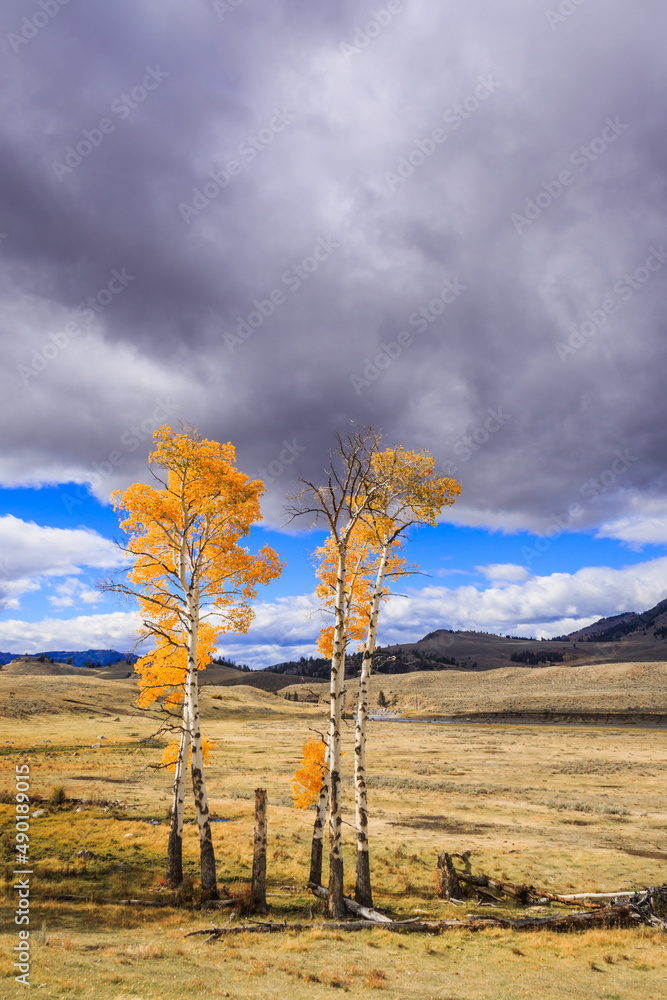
555,891 -> 637,901
307,882 -> 392,923
454,871 -> 603,909
185,917 -> 500,938
185,903 -> 643,939
51,894 -> 173,908
507,904 -> 641,932
201,898 -> 243,910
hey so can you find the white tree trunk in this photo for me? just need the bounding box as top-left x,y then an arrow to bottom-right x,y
309,738 -> 330,886
327,545 -> 347,918
354,541 -> 390,906
185,591 -> 218,897
166,711 -> 190,885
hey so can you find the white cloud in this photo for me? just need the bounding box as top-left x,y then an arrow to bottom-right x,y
476,563 -> 532,583
0,515 -> 126,611
48,577 -> 103,609
4,556 -> 666,667
0,515 -> 124,577
596,496 -> 667,548
233,555 -> 667,658
0,611 -> 142,654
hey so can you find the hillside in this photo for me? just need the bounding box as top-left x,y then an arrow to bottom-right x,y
3,595 -> 667,688
562,612 -> 640,641
262,596 -> 667,679
0,657 -> 138,680
0,655 -> 299,692
0,648 -> 137,668
280,659 -> 667,723
574,597 -> 667,643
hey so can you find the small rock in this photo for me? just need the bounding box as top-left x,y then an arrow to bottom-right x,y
91,743 -> 101,748
113,717 -> 120,721
96,735 -> 107,740
76,806 -> 85,812
76,850 -> 94,859
124,833 -> 134,838
32,809 -> 46,818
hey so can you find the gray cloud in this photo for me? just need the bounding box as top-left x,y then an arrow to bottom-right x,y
1,0 -> 666,536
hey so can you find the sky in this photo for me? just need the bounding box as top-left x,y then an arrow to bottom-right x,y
1,0 -> 666,667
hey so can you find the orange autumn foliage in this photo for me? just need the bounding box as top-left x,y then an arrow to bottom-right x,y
292,736 -> 328,809
314,522 -> 408,659
162,735 -> 217,772
111,425 -> 283,709
368,446 -> 460,528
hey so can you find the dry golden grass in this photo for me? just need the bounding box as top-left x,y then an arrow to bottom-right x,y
283,659 -> 667,719
1,668 -> 666,998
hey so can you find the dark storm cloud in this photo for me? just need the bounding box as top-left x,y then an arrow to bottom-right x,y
1,0 -> 667,536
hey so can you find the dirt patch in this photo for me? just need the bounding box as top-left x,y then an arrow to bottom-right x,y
71,775 -> 136,784
389,815 -> 494,834
611,846 -> 667,861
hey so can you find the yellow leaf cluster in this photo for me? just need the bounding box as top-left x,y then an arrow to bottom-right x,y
314,523 -> 408,658
370,446 -> 460,525
162,735 -> 217,772
134,622 -> 219,709
292,736 -> 327,809
110,425 -> 283,708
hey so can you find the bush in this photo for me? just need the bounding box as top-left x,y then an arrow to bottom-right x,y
49,785 -> 67,807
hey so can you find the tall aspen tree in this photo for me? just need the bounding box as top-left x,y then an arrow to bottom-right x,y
107,425 -> 282,897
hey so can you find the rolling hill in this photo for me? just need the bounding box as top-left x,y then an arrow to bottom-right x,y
2,595 -> 667,690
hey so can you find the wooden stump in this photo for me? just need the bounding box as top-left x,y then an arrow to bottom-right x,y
437,852 -> 462,900
251,788 -> 268,915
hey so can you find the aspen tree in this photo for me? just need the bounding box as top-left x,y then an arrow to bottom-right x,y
312,525 -> 405,889
352,447 -> 460,905
107,425 -> 282,896
287,427 -> 387,917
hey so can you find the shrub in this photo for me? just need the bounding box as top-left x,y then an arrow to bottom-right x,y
49,785 -> 67,807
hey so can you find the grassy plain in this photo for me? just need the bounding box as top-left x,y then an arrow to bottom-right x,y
1,667 -> 666,999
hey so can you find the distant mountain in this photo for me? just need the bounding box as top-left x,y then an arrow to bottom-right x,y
2,595 -> 667,679
43,649 -> 140,666
261,596 -> 667,678
0,649 -> 139,668
562,612 -> 640,641
566,598 -> 667,643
